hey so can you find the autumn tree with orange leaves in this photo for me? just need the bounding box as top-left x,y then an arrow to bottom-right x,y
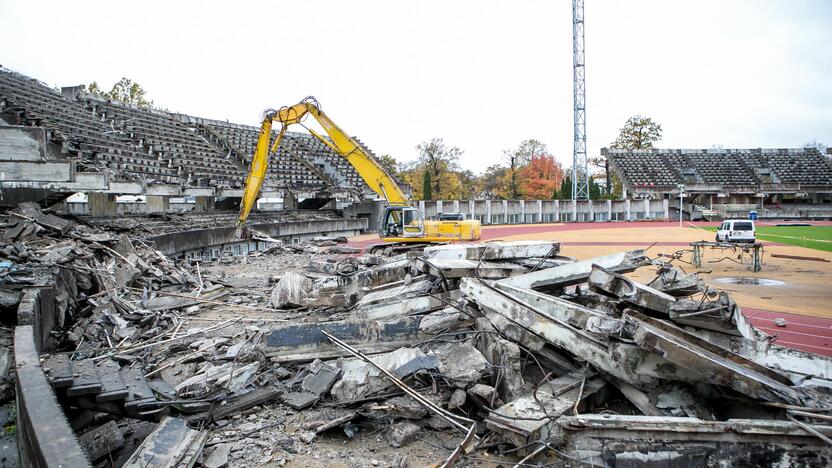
517,154 -> 565,199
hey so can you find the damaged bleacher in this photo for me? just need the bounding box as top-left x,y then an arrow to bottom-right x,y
606,147 -> 832,193
0,68 -> 180,184
0,66 -> 373,196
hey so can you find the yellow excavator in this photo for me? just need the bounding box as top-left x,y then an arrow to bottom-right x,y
236,97 -> 481,251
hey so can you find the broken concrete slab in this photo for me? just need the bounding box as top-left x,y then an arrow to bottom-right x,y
122,417 -> 207,468
626,310 -> 803,404
79,420 -> 125,462
144,284 -> 228,311
652,265 -> 705,297
485,370 -> 605,448
301,359 -> 342,396
389,421 -> 421,447
115,262 -> 141,287
448,389 -> 466,409
282,391 -> 319,410
490,280 -> 612,328
355,293 -> 455,320
475,318 -> 525,401
430,341 -> 489,389
194,386 -> 280,424
423,241 -> 559,261
385,395 -> 431,420
331,347 -> 438,402
498,249 -> 649,290
464,277 -> 701,388
261,316 -> 425,362
311,257 -> 412,300
466,383 -> 498,407
419,306 -> 468,334
356,278 -> 433,309
415,257 -> 528,279
589,263 -> 677,313
175,361 -> 260,397
203,443 -> 231,468
270,271 -> 312,308
553,415 -> 832,467
692,327 -> 832,382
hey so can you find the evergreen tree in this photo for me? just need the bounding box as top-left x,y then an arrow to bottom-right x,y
589,178 -> 602,200
559,174 -> 573,199
422,170 -> 433,200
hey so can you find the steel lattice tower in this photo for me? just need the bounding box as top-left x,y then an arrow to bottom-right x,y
572,0 -> 589,200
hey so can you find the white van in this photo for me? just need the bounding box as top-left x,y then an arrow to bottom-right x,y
715,219 -> 756,243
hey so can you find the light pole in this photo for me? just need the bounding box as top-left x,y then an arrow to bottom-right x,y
678,184 -> 685,227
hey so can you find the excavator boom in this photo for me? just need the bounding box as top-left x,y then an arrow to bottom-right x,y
237,98 -> 405,227
236,97 -> 480,248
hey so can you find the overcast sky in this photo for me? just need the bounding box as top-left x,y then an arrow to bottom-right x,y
1,0 -> 830,173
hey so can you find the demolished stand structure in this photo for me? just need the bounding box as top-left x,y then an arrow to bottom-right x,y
4,203 -> 832,467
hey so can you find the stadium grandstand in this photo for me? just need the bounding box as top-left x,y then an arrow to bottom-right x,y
0,66 -> 374,213
2,65 -> 831,222
606,147 -> 832,220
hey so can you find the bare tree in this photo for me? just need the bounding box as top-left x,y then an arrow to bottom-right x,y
593,115 -> 663,195
804,139 -> 828,154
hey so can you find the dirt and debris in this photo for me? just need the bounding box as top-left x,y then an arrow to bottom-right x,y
4,205 -> 832,467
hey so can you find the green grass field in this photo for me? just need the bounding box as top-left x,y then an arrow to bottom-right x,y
699,225 -> 832,252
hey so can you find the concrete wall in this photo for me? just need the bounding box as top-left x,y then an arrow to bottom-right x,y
149,217 -> 368,258
416,199 -> 671,224
15,287 -> 91,467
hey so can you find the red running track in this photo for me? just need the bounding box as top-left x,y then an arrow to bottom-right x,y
743,308 -> 832,356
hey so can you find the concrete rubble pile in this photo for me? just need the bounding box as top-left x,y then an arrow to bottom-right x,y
4,202 -> 832,466
263,238 -> 832,466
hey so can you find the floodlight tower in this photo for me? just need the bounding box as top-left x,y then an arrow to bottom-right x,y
572,0 -> 589,200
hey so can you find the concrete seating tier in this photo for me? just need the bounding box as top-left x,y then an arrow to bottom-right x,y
608,148 -> 832,192
85,99 -> 244,188
285,133 -> 365,188
757,149 -> 832,186
203,123 -> 331,189
608,151 -> 680,188
0,69 -> 180,183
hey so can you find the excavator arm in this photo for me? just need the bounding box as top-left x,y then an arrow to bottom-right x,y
237,97 -> 406,227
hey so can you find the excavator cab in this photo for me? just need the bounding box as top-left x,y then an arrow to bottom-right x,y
380,205 -> 424,239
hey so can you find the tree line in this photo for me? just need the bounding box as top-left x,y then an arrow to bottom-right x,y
386,115 -> 664,201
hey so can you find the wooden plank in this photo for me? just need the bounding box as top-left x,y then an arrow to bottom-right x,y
315,412 -> 357,433
771,253 -> 830,263
67,359 -> 103,396
79,420 -> 125,462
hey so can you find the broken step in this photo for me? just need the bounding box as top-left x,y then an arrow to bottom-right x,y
67,359 -> 103,396
96,359 -> 129,402
42,353 -> 74,389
